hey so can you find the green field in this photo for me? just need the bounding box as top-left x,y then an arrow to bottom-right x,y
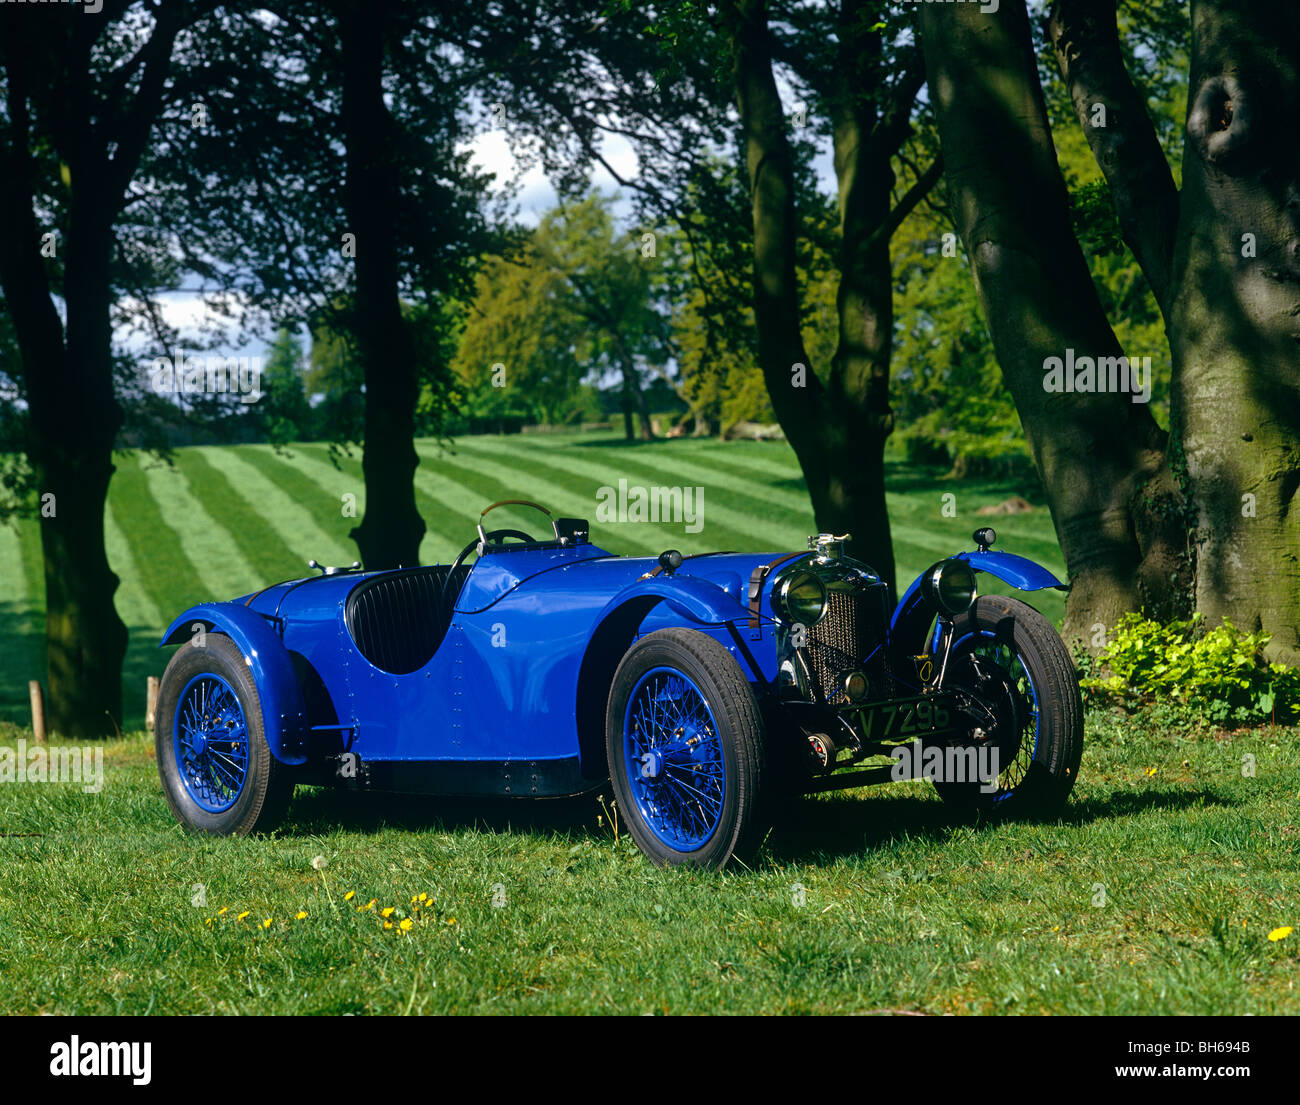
3,433 -> 1297,1015
1,714 -> 1296,1015
0,431 -> 1065,728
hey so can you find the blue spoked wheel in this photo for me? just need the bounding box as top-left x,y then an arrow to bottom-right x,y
174,673 -> 249,812
156,634 -> 294,835
622,667 -> 726,851
607,628 -> 765,869
933,594 -> 1082,813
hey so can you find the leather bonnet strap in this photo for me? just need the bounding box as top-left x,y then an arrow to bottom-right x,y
747,552 -> 805,628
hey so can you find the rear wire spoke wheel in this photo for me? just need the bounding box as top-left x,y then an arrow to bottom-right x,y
155,634 -> 295,835
606,628 -> 765,869
933,594 -> 1083,815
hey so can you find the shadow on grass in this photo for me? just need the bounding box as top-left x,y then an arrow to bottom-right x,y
760,786 -> 1235,864
280,780 -> 1234,867
283,785 -> 611,842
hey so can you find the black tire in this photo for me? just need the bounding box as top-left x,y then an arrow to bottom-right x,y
605,628 -> 765,869
932,594 -> 1083,815
155,634 -> 294,835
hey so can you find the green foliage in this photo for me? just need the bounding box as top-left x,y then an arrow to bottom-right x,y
257,328 -> 313,446
890,217 -> 1033,477
1083,613 -> 1300,724
452,194 -> 676,431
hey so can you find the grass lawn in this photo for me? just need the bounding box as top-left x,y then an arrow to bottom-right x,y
1,709 -> 1296,1015
6,430 -> 1288,1015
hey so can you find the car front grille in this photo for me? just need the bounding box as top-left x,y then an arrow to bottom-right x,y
806,585 -> 890,704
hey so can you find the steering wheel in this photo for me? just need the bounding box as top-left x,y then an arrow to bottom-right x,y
441,528 -> 539,613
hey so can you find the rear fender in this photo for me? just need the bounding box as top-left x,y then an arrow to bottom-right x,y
160,604 -> 308,765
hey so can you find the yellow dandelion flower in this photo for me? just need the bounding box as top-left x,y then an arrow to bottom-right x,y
205,918 -> 214,927
411,895 -> 419,904
1051,925 -> 1060,932
399,918 -> 414,932
262,918 -> 273,930
1145,767 -> 1157,777
236,911 -> 251,922
217,907 -> 230,916
381,906 -> 396,918
446,917 -> 458,926
344,890 -> 356,902
1268,926 -> 1293,942
418,893 -> 428,902
358,898 -> 377,912
383,920 -> 393,930
295,911 -> 308,920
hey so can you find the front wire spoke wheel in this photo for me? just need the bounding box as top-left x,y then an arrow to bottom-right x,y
622,668 -> 726,851
606,628 -> 766,869
175,673 -> 249,813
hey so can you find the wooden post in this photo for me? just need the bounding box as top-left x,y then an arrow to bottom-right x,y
29,680 -> 46,744
146,676 -> 160,734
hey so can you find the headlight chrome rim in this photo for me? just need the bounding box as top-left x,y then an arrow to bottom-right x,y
922,558 -> 977,618
772,569 -> 829,628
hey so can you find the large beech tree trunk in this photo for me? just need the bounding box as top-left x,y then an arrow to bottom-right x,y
1050,0 -> 1300,661
1169,1 -> 1300,662
919,0 -> 1189,646
340,3 -> 426,569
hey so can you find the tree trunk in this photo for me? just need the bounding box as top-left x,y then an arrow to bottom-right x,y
340,3 -> 426,569
0,37 -> 128,737
1048,0 -> 1181,321
727,0 -> 901,594
1169,0 -> 1300,662
919,0 -> 1190,646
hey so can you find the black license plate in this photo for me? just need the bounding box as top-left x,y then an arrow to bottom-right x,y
855,696 -> 959,742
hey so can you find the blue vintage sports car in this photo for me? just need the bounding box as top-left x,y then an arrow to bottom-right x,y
155,499 -> 1082,869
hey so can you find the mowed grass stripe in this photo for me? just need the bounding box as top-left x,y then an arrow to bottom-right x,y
17,514 -> 44,623
520,436 -> 1064,577
552,438 -> 1002,571
229,446 -> 365,565
463,434 -> 816,523
429,444 -> 695,558
200,446 -> 356,569
288,444 -> 467,565
109,453 -> 209,615
450,436 -> 799,553
175,449 -> 303,582
419,441 -> 670,557
141,455 -> 260,600
0,521 -> 41,712
104,501 -> 164,630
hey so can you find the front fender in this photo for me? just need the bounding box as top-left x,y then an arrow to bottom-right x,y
160,603 -> 308,765
572,575 -> 756,779
890,550 -> 1067,662
596,574 -> 753,629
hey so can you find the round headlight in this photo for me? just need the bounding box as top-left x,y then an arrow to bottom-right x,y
773,570 -> 828,627
921,559 -> 977,617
